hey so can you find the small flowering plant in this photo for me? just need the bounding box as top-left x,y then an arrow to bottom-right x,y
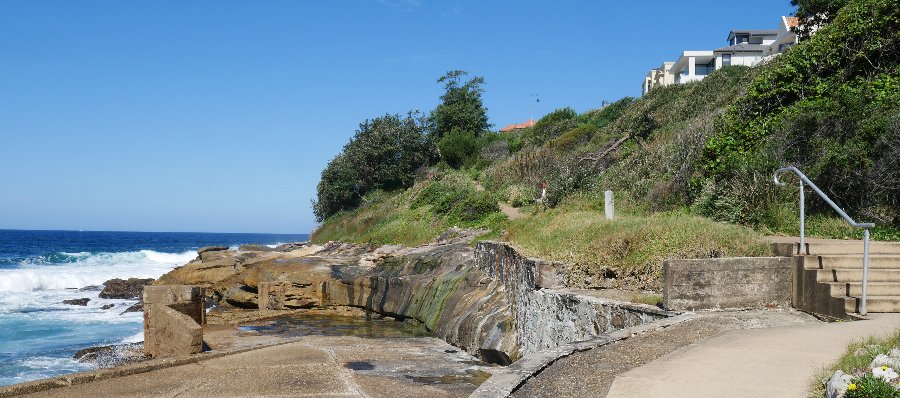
842,366 -> 900,398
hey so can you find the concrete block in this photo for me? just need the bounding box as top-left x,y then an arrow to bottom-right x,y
143,285 -> 206,357
258,282 -> 287,310
771,242 -> 795,257
663,257 -> 792,311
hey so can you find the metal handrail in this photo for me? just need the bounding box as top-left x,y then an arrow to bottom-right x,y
774,166 -> 876,315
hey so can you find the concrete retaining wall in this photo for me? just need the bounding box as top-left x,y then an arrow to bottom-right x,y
663,257 -> 792,310
143,285 -> 206,357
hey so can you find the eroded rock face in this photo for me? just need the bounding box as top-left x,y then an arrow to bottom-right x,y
152,235 -> 672,364
100,278 -> 154,299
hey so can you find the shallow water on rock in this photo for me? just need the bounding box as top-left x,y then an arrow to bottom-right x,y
237,313 -> 432,339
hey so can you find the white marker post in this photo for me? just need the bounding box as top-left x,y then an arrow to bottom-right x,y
604,190 -> 614,220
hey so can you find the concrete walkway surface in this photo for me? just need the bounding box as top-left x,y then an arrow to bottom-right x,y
18,335 -> 491,398
606,313 -> 900,398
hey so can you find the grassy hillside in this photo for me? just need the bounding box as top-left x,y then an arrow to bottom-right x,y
312,0 -> 900,289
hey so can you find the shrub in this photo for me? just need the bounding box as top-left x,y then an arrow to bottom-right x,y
523,107 -> 579,147
438,128 -> 479,168
411,175 -> 499,225
701,0 -> 900,228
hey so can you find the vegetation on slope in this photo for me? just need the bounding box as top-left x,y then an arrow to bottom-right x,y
312,0 -> 899,288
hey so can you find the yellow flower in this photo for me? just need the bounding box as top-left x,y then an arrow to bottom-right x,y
883,365 -> 890,371
848,383 -> 858,391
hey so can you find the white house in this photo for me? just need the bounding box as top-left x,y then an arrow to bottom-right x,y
713,29 -> 777,68
765,16 -> 801,56
642,61 -> 675,95
669,51 -> 715,84
641,16 -> 801,95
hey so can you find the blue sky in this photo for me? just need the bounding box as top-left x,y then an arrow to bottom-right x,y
0,0 -> 795,234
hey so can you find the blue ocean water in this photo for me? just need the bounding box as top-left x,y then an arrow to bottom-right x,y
0,229 -> 308,386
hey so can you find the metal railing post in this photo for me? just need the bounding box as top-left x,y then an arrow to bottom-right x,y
799,180 -> 805,254
862,228 -> 870,315
774,166 -> 875,315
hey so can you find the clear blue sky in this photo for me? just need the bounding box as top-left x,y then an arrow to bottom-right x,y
0,0 -> 795,234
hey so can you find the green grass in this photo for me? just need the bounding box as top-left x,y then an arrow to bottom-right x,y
629,293 -> 663,307
311,171 -> 506,246
502,203 -> 768,290
810,328 -> 900,397
766,213 -> 900,242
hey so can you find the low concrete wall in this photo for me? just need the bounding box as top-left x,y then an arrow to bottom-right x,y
258,282 -> 287,310
143,285 -> 206,357
663,257 -> 792,310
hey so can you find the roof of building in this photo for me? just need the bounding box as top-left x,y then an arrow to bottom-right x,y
783,16 -> 799,28
714,43 -> 769,53
730,29 -> 778,36
499,119 -> 536,132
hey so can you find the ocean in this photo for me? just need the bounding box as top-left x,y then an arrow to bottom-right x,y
0,229 -> 308,386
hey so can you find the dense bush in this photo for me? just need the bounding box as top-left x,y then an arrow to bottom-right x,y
522,107 -> 578,147
438,128 -> 479,168
411,175 -> 498,225
313,113 -> 434,221
701,0 -> 900,226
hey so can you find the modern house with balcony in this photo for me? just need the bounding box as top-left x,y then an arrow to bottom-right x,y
641,16 -> 801,95
669,51 -> 716,84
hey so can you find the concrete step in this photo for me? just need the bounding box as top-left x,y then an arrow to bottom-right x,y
806,255 -> 900,269
806,241 -> 900,255
817,269 -> 900,283
844,296 -> 900,313
828,282 -> 900,297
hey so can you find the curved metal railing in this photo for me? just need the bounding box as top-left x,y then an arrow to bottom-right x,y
774,166 -> 875,315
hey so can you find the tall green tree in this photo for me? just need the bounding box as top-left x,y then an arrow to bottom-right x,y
429,70 -> 491,140
790,0 -> 849,39
313,112 -> 434,221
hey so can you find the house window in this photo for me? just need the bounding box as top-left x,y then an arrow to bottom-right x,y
723,54 -> 731,66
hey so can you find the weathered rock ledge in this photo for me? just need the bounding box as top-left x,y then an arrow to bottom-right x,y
153,231 -> 676,364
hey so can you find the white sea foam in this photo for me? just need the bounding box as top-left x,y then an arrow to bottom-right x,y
0,250 -> 195,294
121,332 -> 144,344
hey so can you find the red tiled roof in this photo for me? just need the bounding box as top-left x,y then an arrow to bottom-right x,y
499,119 -> 536,132
785,16 -> 799,28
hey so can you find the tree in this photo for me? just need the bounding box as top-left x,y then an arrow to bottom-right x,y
313,112 -> 435,222
429,70 -> 491,140
344,112 -> 435,192
790,0 -> 849,39
312,154 -> 359,222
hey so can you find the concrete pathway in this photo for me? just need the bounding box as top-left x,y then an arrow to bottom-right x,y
19,335 -> 492,398
606,313 -> 900,398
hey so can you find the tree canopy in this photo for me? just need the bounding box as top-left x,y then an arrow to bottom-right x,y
429,70 -> 490,140
313,112 -> 434,221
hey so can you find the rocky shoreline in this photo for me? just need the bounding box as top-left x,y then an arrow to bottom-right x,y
12,230 -> 683,397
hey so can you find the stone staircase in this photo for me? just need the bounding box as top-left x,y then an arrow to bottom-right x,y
791,239 -> 900,319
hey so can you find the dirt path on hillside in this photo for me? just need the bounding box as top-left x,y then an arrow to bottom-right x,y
475,182 -> 526,220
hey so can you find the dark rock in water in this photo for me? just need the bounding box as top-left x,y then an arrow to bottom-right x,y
198,246 -> 229,255
79,285 -> 102,291
99,278 -> 154,299
238,244 -> 275,252
121,302 -> 143,314
74,343 -> 147,367
63,298 -> 90,306
101,304 -> 116,310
